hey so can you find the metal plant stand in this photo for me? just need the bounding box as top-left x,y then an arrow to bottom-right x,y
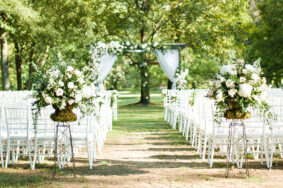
53,122 -> 76,179
225,119 -> 249,178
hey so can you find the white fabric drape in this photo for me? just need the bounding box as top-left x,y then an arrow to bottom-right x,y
98,54 -> 117,91
155,50 -> 179,89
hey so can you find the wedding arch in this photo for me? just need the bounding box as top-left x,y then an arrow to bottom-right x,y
89,41 -> 187,92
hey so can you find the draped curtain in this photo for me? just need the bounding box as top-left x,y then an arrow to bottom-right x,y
155,50 -> 179,89
97,54 -> 117,91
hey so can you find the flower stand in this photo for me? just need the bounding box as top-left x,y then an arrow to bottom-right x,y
53,122 -> 76,179
225,119 -> 249,178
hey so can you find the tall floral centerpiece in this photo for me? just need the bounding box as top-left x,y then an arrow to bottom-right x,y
208,59 -> 272,119
32,54 -> 98,122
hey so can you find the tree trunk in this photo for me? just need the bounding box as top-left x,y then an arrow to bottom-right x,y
140,66 -> 150,105
167,79 -> 172,89
15,42 -> 23,90
1,32 -> 10,90
27,42 -> 35,90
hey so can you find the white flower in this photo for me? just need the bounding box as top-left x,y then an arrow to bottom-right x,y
215,81 -> 221,88
48,78 -> 55,85
67,73 -> 72,78
78,78 -> 84,84
153,42 -> 159,47
226,79 -> 234,88
75,94 -> 82,103
239,84 -> 253,97
58,80 -> 64,87
217,75 -> 225,82
245,64 -> 255,72
262,77 -> 266,84
68,82 -> 74,89
44,97 -> 52,104
237,59 -> 245,64
251,73 -> 260,81
56,88 -> 64,96
67,66 -> 74,72
240,77 -> 246,83
60,102 -> 66,110
208,90 -> 213,97
258,84 -> 267,92
242,69 -> 247,74
220,64 -> 237,75
126,41 -> 130,46
142,44 -> 147,49
228,89 -> 237,98
216,90 -> 223,102
81,85 -> 93,99
68,99 -> 74,105
74,70 -> 81,77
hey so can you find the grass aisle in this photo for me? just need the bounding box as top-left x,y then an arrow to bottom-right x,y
1,90 -> 283,187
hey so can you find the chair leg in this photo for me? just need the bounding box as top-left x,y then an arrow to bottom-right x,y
5,139 -> 10,168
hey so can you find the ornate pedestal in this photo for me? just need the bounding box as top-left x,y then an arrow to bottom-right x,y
53,122 -> 76,178
225,119 -> 249,178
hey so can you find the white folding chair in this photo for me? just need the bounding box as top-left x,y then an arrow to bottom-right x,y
4,106 -> 35,169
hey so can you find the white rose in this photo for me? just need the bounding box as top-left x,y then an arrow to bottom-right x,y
44,97 -> 52,104
215,81 -> 221,88
228,89 -> 237,98
239,84 -> 253,97
242,69 -> 247,74
68,99 -> 74,105
208,90 -> 213,97
74,70 -> 81,77
56,88 -> 64,97
60,102 -> 66,110
226,79 -> 234,88
58,80 -> 64,87
68,82 -> 74,89
240,77 -> 246,83
67,66 -> 74,72
75,94 -> 82,103
82,85 -> 93,99
237,59 -> 245,64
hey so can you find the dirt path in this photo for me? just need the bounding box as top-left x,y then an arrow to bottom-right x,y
75,102 -> 283,188
1,95 -> 283,187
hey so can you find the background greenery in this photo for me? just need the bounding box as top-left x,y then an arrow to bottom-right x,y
0,0 -> 282,94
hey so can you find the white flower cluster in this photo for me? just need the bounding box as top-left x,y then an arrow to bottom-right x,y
176,69 -> 189,90
33,57 -> 99,115
208,58 -> 270,108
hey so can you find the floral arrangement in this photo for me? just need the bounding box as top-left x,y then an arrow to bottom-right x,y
89,41 -> 182,59
207,58 -> 273,120
176,69 -> 189,90
32,53 -> 98,122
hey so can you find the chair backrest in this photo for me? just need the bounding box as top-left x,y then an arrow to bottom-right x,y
36,107 -> 55,135
5,106 -> 31,137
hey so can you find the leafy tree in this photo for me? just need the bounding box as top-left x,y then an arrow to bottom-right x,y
249,0 -> 283,87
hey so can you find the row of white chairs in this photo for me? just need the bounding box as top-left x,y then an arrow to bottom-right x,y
0,90 -> 118,170
163,88 -> 283,169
